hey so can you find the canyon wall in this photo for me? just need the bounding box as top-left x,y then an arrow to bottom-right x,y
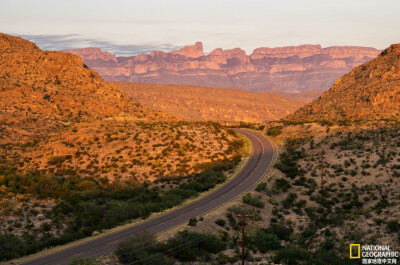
65,43 -> 380,93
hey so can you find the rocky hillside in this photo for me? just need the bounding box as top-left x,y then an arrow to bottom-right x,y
0,34 -> 174,122
287,44 -> 400,121
0,33 -> 178,146
114,82 -> 304,123
65,43 -> 380,93
0,34 -> 240,182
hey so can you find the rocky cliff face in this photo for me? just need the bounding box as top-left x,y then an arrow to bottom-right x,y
287,44 -> 400,121
65,43 -> 380,93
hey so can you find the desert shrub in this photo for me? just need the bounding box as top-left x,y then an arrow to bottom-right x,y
226,213 -> 240,230
274,138 -> 306,179
387,220 -> 400,233
215,219 -> 227,227
273,178 -> 291,192
0,136 -> 241,261
48,155 -> 67,165
116,231 -> 172,265
282,193 -> 298,208
255,182 -> 267,192
274,247 -> 310,265
160,231 -> 226,261
188,217 -> 198,226
311,249 -> 353,265
242,193 -> 264,208
69,257 -> 96,265
216,253 -> 230,264
253,230 -> 281,253
266,126 -> 283,137
264,223 -> 293,241
0,234 -> 25,261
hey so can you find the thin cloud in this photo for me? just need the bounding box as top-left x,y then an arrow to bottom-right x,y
17,34 -> 183,56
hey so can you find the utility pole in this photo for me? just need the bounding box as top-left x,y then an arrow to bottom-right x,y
233,212 -> 254,265
320,151 -> 325,197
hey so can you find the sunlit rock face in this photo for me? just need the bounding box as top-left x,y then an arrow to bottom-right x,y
65,43 -> 380,93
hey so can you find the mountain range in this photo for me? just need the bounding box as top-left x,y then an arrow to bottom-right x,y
65,42 -> 380,93
288,44 -> 400,120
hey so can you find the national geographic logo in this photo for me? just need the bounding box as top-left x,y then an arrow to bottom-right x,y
350,244 -> 398,264
350,244 -> 361,259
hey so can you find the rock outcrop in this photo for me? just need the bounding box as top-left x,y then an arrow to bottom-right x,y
169,41 -> 203,58
64,43 -> 380,93
287,44 -> 400,121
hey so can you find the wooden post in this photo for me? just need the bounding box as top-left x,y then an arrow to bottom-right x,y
233,212 -> 254,265
320,152 -> 325,197
241,213 -> 245,265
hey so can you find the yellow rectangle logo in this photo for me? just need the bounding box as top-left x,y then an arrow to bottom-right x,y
350,244 -> 360,259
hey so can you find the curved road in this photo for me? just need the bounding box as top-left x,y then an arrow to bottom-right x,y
19,129 -> 274,265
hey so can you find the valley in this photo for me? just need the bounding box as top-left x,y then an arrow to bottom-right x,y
114,82 -> 303,123
0,32 -> 399,265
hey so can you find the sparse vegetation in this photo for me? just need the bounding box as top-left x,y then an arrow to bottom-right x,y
155,120 -> 400,264
0,34 -> 247,262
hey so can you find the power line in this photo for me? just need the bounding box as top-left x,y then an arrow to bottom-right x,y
123,233 -> 212,265
320,151 -> 325,197
233,211 -> 254,265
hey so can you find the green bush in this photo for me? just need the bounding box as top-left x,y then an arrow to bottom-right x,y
274,247 -> 310,265
274,139 -> 305,179
266,126 -> 283,137
273,178 -> 291,192
215,219 -> 227,227
242,193 -> 264,208
69,257 -> 97,265
282,193 -> 298,208
161,231 -> 226,261
387,220 -> 400,233
115,231 -> 172,265
255,182 -> 267,192
253,230 -> 281,253
0,234 -> 25,261
264,224 -> 293,241
188,217 -> 198,226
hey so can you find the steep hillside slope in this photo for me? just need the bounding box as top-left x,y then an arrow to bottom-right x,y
287,44 -> 400,121
65,43 -> 380,93
0,34 -> 239,181
0,33 -> 177,145
114,82 -> 304,123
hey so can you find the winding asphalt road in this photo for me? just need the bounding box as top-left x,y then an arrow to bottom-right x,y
19,129 -> 274,265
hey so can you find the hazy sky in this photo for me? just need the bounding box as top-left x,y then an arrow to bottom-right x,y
1,0 -> 399,55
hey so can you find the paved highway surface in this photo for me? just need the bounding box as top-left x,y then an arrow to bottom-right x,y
19,129 -> 274,265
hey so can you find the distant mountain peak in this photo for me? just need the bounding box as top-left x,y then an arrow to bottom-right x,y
169,41 -> 203,58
